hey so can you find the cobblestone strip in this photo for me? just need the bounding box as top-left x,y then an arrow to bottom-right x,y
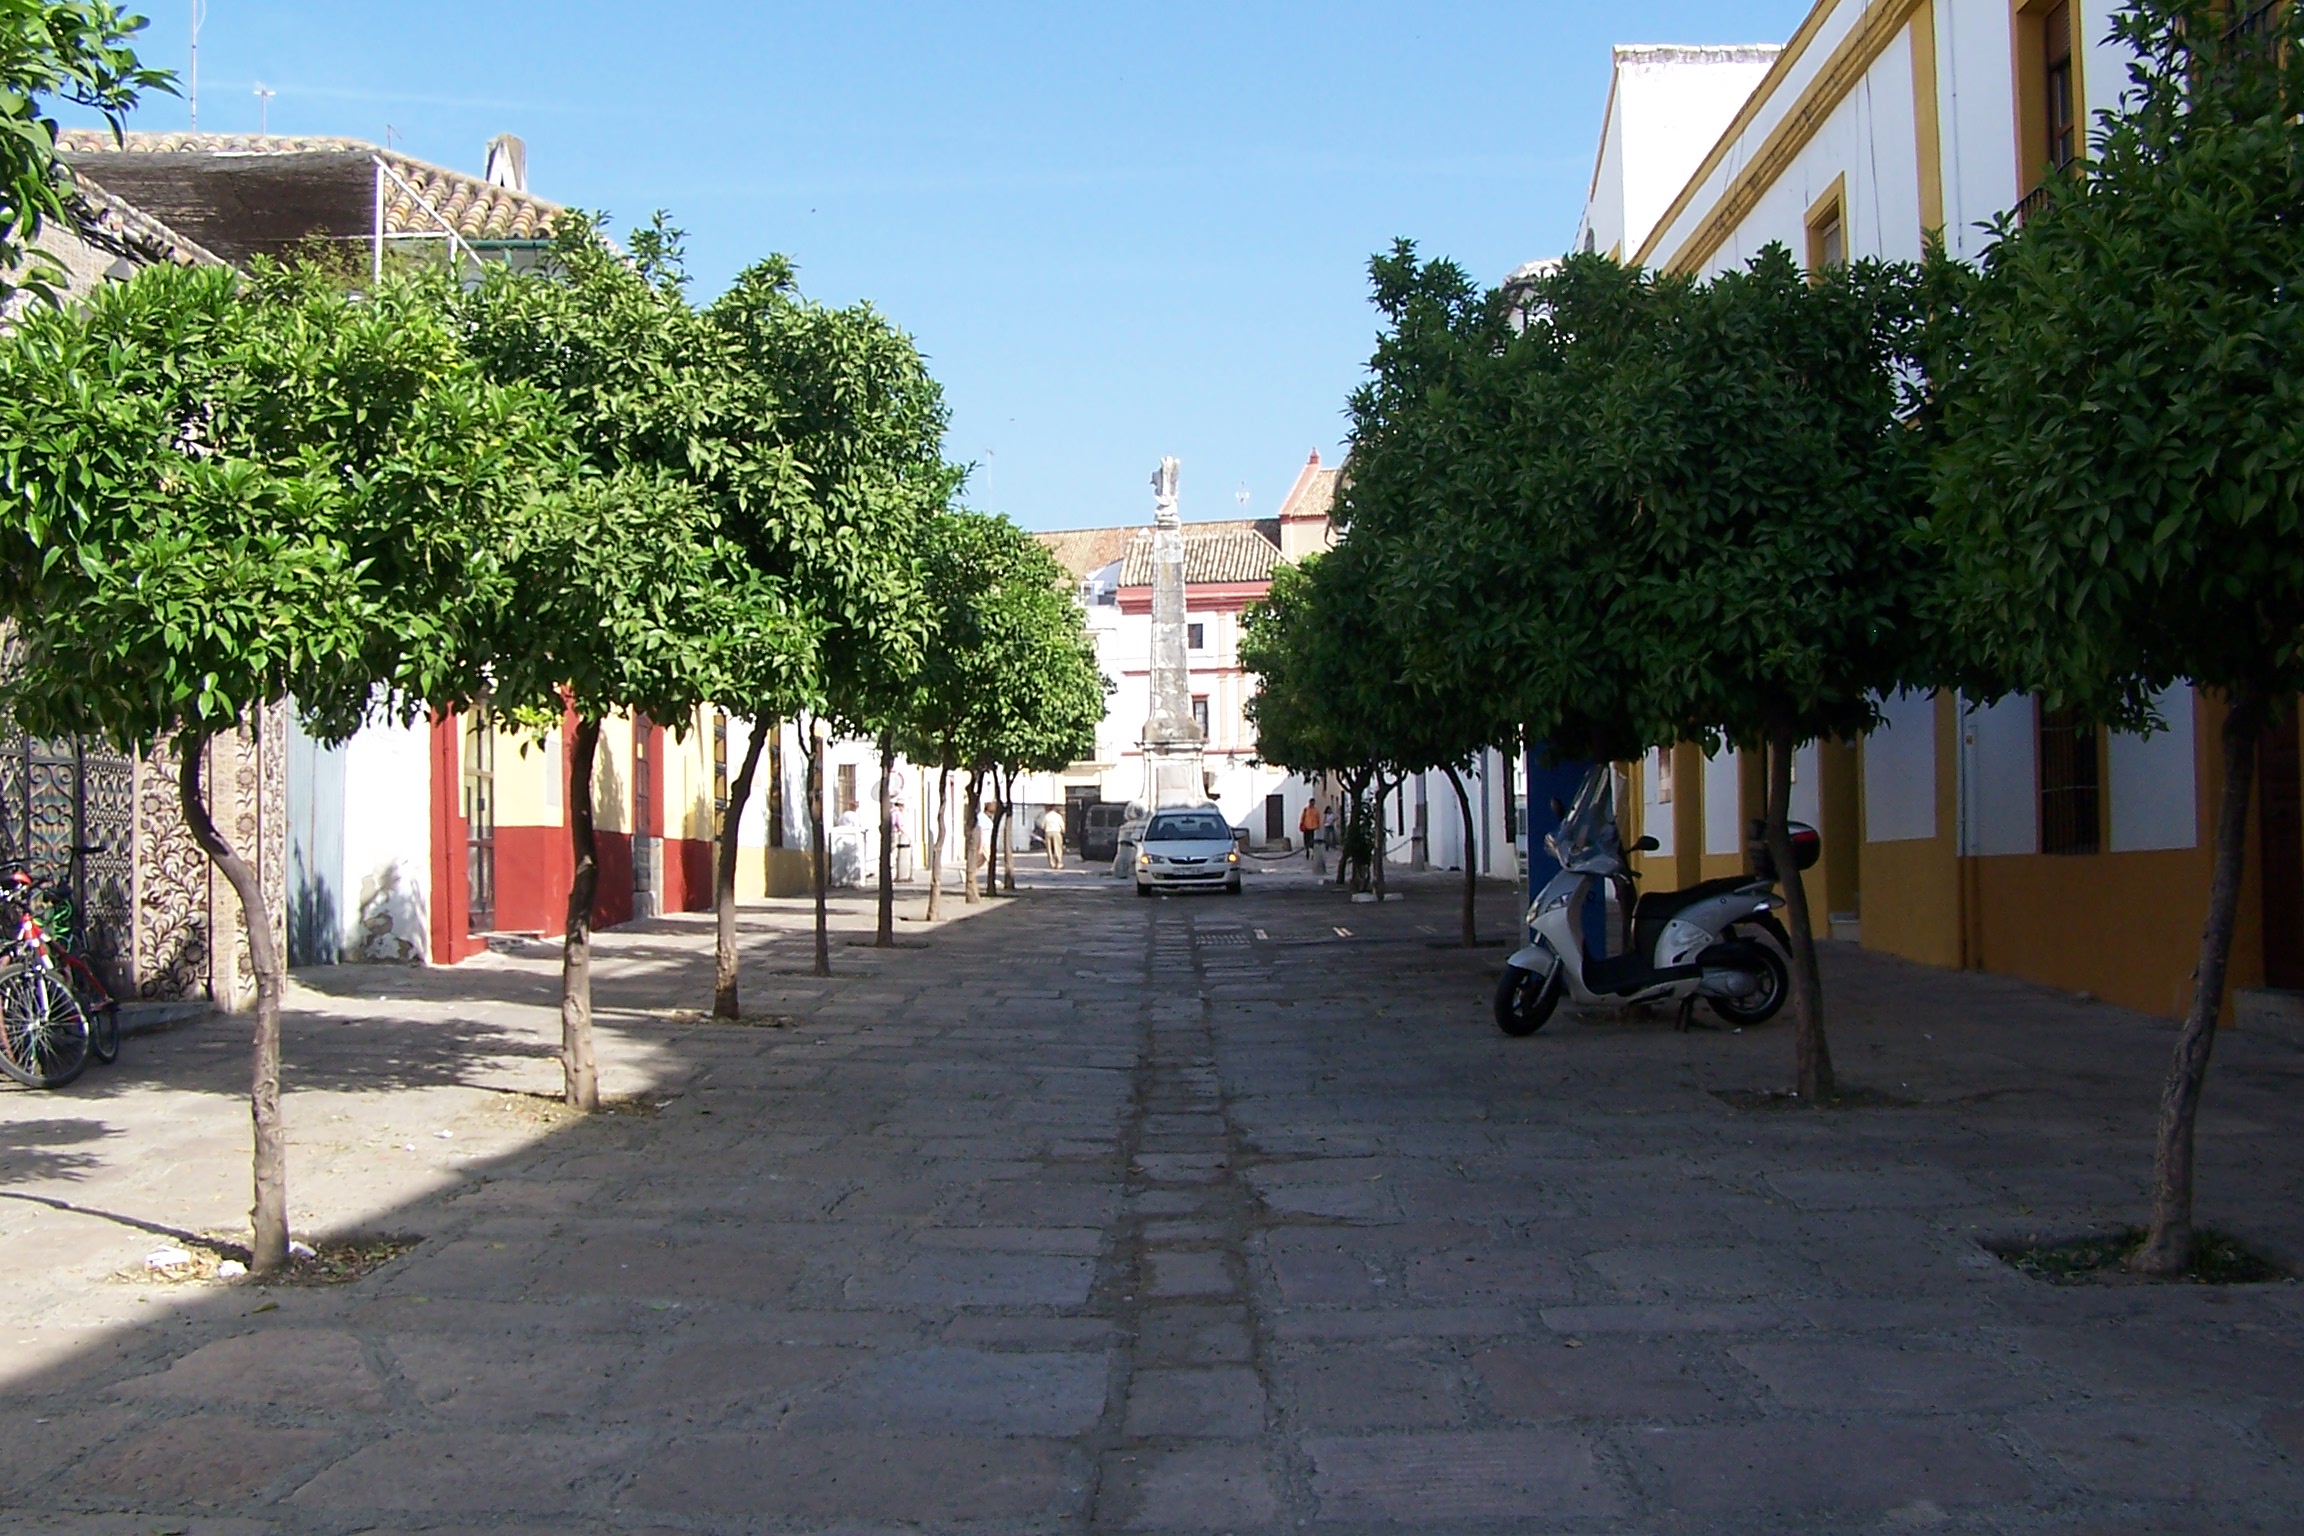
1092,905 -> 1280,1530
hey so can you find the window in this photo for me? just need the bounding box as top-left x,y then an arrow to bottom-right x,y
1187,622 -> 1205,651
1148,811 -> 1230,841
1191,696 -> 1209,739
837,762 -> 859,816
1654,746 -> 1675,805
633,715 -> 654,837
765,721 -> 785,848
2043,2 -> 2076,173
1805,177 -> 1846,272
712,711 -> 729,820
2038,703 -> 2101,856
463,707 -> 495,933
2016,0 -> 2085,206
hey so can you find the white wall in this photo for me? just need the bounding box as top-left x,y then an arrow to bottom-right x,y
1865,689 -> 1937,842
341,718 -> 432,961
2108,685 -> 2196,852
1704,746 -> 1742,856
1960,694 -> 2038,856
1642,746 -> 1676,857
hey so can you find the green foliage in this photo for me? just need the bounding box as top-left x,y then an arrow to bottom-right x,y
453,213 -> 820,734
0,0 -> 172,304
704,256 -> 953,732
0,261 -> 552,747
1611,245 -> 1937,750
901,508 -> 1108,776
1329,241 -> 1936,767
1931,0 -> 2304,720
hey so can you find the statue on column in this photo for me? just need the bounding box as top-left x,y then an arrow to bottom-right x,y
1141,456 -> 1206,809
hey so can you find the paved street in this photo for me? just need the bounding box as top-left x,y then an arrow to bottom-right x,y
6,863 -> 2304,1533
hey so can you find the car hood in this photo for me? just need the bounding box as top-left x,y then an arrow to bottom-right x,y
1143,840 -> 1235,859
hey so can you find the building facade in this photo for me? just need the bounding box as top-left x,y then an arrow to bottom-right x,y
1030,453 -> 1343,847
1566,0 -> 2276,1020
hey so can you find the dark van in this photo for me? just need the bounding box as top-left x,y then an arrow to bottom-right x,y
1080,802 -> 1131,865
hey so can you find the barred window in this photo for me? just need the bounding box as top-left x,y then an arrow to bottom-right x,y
2038,703 -> 2100,856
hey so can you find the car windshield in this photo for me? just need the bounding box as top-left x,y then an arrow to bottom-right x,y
1147,813 -> 1229,841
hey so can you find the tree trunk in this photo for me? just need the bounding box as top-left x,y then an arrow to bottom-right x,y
2133,688 -> 2264,1275
713,713 -> 769,1018
561,716 -> 602,1111
999,764 -> 1018,893
1372,772 -> 1391,899
810,721 -> 829,978
1341,769 -> 1370,891
177,731 -> 290,1274
963,765 -> 983,904
1445,762 -> 1478,946
1763,723 -> 1832,1101
876,730 -> 897,946
925,760 -> 948,921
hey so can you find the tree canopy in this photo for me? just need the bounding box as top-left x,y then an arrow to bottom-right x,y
0,0 -> 171,304
1930,0 -> 2304,1271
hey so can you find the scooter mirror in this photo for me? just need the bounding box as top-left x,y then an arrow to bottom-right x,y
1631,834 -> 1660,853
1549,797 -> 1566,819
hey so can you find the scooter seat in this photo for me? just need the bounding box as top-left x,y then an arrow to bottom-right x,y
1631,875 -> 1765,961
1631,875 -> 1758,925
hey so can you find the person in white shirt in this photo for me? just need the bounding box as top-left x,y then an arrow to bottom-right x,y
1041,807 -> 1067,869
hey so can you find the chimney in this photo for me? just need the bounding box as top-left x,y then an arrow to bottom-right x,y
484,133 -> 527,193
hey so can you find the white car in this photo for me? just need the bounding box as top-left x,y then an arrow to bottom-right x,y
1134,809 -> 1242,897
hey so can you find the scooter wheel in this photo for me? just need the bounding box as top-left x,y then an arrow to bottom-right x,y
1707,940 -> 1789,1026
1493,964 -> 1561,1036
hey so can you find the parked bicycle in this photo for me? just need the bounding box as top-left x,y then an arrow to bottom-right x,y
30,862 -> 119,1065
0,860 -> 97,1089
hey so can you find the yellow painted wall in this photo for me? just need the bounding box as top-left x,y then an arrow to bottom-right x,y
592,715 -> 633,835
1857,693 -> 1964,970
493,722 -> 560,829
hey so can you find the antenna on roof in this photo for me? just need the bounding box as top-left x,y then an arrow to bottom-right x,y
188,0 -> 205,129
384,123 -> 400,151
1236,483 -> 1250,510
253,82 -> 273,133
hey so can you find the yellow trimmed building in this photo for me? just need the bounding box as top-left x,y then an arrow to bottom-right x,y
1568,0 -> 2294,1022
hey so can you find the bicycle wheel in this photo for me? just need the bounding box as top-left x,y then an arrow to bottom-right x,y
0,968 -> 90,1088
65,957 -> 118,1064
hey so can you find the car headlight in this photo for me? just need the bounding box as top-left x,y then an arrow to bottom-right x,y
1138,852 -> 1151,866
1227,850 -> 1239,863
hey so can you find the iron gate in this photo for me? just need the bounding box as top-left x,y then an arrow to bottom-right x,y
0,727 -> 136,990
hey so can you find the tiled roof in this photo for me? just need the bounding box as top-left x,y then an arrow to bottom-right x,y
55,132 -> 565,263
1034,526 -> 1136,581
1276,457 -> 1341,524
68,179 -> 226,268
1118,521 -> 1283,587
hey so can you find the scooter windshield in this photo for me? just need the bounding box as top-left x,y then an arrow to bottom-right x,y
1550,765 -> 1621,870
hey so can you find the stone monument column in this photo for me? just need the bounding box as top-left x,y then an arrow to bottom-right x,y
1141,456 -> 1206,809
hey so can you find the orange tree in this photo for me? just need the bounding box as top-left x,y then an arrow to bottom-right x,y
1931,0 -> 2304,1272
0,261 -> 555,1269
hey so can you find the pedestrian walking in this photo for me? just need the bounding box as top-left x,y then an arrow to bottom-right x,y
1321,803 -> 1339,850
975,801 -> 996,876
1041,806 -> 1067,870
1297,799 -> 1321,862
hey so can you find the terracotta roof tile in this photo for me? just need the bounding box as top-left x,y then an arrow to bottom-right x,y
1034,526 -> 1135,581
55,131 -> 564,250
67,177 -> 226,268
1118,523 -> 1282,587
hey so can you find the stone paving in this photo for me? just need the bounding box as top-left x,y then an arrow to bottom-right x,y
5,861 -> 2304,1532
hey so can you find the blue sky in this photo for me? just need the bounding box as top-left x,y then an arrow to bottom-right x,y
71,2 -> 1811,531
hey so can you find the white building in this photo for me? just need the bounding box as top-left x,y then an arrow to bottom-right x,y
1559,0 -> 2246,1018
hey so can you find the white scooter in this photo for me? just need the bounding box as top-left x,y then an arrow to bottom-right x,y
1493,764 -> 1806,1036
